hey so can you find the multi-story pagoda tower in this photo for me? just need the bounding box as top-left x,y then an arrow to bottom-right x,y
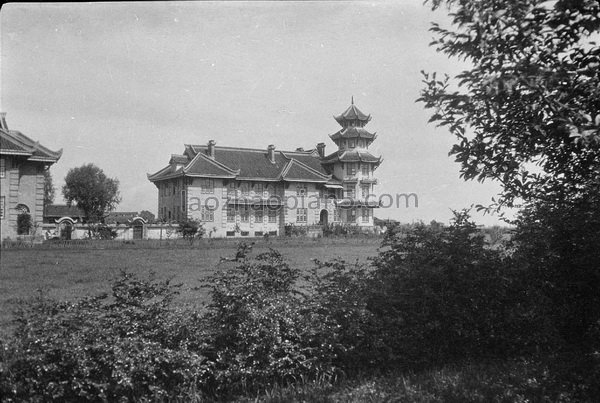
321,98 -> 382,226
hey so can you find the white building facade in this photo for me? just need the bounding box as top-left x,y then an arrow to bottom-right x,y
148,101 -> 382,237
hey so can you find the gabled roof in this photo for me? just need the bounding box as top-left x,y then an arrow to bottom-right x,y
280,159 -> 330,182
321,149 -> 382,166
0,127 -> 62,163
334,101 -> 371,125
148,144 -> 335,183
183,151 -> 238,178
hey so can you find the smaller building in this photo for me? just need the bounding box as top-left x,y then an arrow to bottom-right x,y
0,113 -> 62,241
43,205 -> 148,240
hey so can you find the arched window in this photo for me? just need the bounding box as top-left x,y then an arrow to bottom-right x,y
16,203 -> 30,214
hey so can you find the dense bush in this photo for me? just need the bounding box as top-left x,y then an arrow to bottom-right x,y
367,210 -> 557,367
0,273 -> 205,401
322,223 -> 362,237
511,189 -> 600,349
96,224 -> 118,240
178,219 -> 205,243
2,214 -> 594,401
199,249 -> 340,396
284,223 -> 307,237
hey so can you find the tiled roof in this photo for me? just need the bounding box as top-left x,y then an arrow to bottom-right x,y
190,145 -> 288,179
0,135 -> 30,153
334,102 -> 371,125
330,127 -> 377,142
322,149 -> 382,165
148,145 -> 334,183
0,127 -> 62,162
281,159 -> 329,182
45,204 -> 85,218
184,152 -> 238,177
282,151 -> 329,176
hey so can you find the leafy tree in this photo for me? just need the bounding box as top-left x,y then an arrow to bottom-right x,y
419,0 -> 600,347
419,0 -> 600,208
43,169 -> 55,209
62,163 -> 121,223
138,209 -> 155,223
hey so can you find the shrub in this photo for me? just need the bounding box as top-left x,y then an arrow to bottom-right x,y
178,219 -> 205,244
16,213 -> 32,235
367,210 -> 557,367
0,272 -> 206,401
96,224 -> 118,239
284,223 -> 307,237
511,190 -> 600,349
199,247 -> 340,396
307,259 -> 383,372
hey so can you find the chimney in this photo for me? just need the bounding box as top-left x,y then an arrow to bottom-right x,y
316,142 -> 326,158
267,144 -> 276,163
0,112 -> 7,131
207,140 -> 216,158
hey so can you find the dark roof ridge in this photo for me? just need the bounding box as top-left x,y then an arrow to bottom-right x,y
190,144 -> 316,155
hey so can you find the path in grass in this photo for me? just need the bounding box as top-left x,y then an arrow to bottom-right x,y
0,238 -> 380,335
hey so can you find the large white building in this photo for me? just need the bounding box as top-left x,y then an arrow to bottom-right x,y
148,101 -> 382,237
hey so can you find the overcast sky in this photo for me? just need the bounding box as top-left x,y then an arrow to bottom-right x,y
1,1 -> 509,225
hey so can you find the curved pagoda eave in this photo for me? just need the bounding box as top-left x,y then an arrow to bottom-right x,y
330,127 -> 377,142
333,103 -> 372,126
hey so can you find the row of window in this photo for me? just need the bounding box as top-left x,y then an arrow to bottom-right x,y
155,204 -> 371,225
0,158 -> 5,178
160,179 -> 372,200
345,163 -> 372,176
226,230 -> 278,237
224,206 -> 278,223
0,196 -> 4,219
344,184 -> 371,199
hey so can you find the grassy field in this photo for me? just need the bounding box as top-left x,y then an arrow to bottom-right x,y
0,238 -> 380,335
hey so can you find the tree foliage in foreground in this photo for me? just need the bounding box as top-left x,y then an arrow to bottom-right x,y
419,0 -> 600,348
62,163 -> 121,223
2,216 -> 572,401
419,0 -> 600,207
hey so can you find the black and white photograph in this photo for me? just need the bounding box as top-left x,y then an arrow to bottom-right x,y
1,0 -> 599,401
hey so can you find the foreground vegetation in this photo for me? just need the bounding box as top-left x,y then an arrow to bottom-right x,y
2,0 -> 599,400
0,238 -> 378,336
1,212 -> 598,401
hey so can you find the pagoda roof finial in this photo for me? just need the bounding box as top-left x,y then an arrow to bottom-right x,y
333,99 -> 371,126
